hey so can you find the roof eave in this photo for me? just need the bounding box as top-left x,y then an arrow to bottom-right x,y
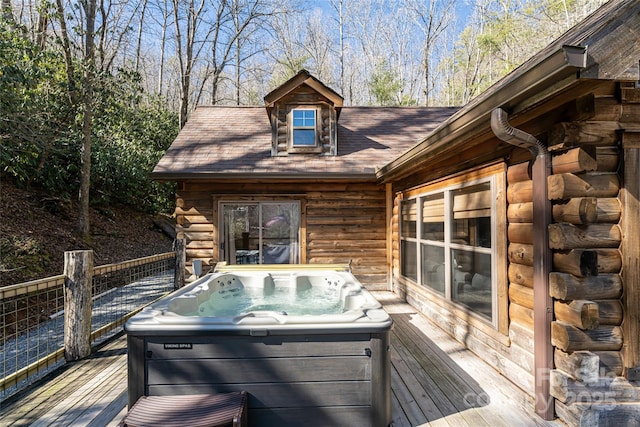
375,45 -> 587,183
150,171 -> 378,182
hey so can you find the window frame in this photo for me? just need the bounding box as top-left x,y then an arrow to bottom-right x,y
288,106 -> 322,153
399,165 -> 507,333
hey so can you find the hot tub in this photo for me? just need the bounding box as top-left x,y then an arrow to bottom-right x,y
125,265 -> 392,427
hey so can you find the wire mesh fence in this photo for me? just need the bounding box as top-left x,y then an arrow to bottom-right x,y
1,252 -> 176,401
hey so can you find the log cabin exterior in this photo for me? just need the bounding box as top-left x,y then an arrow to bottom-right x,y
152,70 -> 457,289
153,1 -> 640,424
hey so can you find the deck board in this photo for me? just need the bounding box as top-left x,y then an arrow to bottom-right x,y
0,291 -> 565,427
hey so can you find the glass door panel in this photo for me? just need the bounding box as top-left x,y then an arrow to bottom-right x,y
222,204 -> 259,264
221,202 -> 300,265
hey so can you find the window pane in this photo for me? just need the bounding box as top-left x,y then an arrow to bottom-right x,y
401,240 -> 417,281
293,129 -> 315,146
451,249 -> 492,320
262,203 -> 299,264
401,200 -> 416,238
222,204 -> 259,264
222,202 -> 300,265
303,110 -> 315,123
293,110 -> 315,127
421,194 -> 444,241
451,183 -> 492,248
421,244 -> 444,294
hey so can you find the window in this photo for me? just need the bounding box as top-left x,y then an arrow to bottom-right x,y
400,178 -> 497,323
292,109 -> 317,147
220,202 -> 300,265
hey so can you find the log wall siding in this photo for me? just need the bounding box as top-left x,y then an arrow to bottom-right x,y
389,83 -> 639,405
174,182 -> 389,290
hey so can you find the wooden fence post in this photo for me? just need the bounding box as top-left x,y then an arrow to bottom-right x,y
64,250 -> 93,361
174,238 -> 186,289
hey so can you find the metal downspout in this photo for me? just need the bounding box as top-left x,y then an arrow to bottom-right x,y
491,108 -> 554,420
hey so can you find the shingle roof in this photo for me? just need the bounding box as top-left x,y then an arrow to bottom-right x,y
152,105 -> 458,181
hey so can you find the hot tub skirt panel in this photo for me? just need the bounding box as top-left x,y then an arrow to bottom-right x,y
126,332 -> 391,427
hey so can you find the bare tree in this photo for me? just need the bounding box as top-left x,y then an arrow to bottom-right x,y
329,0 -> 345,96
171,0 -> 207,127
207,0 -> 280,106
135,0 -> 148,73
407,0 -> 456,106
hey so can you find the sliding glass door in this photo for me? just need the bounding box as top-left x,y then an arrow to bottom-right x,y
220,202 -> 300,265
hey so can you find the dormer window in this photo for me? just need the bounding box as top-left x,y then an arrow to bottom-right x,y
292,109 -> 316,146
264,70 -> 343,156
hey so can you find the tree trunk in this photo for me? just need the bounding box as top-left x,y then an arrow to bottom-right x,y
78,0 -> 97,239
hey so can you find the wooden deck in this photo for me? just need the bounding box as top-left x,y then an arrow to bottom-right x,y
0,292 -> 565,426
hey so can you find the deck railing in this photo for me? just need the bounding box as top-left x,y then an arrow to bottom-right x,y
0,251 -> 176,401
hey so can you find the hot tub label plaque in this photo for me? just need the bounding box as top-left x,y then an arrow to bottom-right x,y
163,343 -> 192,350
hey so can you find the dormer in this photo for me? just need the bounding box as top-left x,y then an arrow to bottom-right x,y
264,70 -> 343,156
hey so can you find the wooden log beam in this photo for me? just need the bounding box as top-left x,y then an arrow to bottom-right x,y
595,300 -> 624,326
507,180 -> 532,203
595,248 -> 622,273
596,146 -> 620,172
550,370 -> 608,404
507,162 -> 532,184
548,121 -> 622,151
554,300 -> 599,330
509,321 -> 534,352
596,198 -> 622,223
185,249 -> 214,258
509,302 -> 534,328
569,94 -> 597,121
554,349 -> 599,383
64,250 -> 93,361
553,249 -> 598,277
621,144 -> 640,377
549,273 -> 622,300
551,367 -> 634,405
595,351 -> 623,376
547,173 -> 620,200
174,238 -> 186,289
509,282 -> 534,309
621,82 -> 640,103
551,147 -> 598,174
508,243 -> 534,266
551,322 -> 623,352
508,223 -> 533,244
552,198 -> 597,224
548,223 -> 621,250
507,202 -> 533,223
508,263 -> 534,288
552,248 -> 621,276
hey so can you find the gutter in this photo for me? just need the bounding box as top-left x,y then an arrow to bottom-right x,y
491,108 -> 554,420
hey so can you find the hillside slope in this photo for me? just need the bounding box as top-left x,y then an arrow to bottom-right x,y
0,180 -> 174,287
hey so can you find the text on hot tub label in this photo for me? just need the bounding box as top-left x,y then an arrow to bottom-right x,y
163,343 -> 193,349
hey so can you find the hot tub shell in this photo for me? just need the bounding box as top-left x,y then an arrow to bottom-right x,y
125,266 -> 392,427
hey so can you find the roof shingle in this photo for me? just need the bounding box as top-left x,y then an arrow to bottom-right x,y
152,105 -> 457,180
